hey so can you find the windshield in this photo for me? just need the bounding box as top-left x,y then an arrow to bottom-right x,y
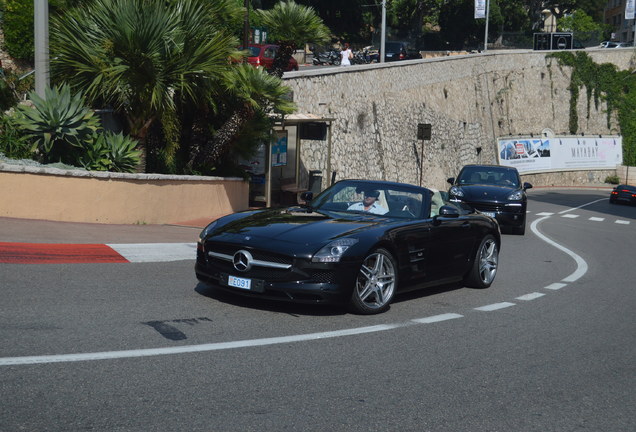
457,167 -> 519,188
244,46 -> 261,57
311,180 -> 427,219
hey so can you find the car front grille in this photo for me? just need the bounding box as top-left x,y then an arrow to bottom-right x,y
208,243 -> 293,265
467,202 -> 504,212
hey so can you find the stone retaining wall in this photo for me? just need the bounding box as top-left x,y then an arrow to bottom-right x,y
284,49 -> 635,191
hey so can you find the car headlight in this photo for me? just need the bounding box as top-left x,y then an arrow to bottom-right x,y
507,190 -> 524,200
449,186 -> 464,197
312,238 -> 359,263
198,221 -> 218,242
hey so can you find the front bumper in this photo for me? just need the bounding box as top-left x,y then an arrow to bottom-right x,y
195,248 -> 357,305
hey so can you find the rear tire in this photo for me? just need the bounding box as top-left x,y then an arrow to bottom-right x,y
464,235 -> 498,288
348,248 -> 397,314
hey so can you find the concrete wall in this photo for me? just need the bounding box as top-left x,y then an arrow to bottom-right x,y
284,49 -> 635,191
0,164 -> 248,224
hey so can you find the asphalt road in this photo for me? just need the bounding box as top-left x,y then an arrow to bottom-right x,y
1,189 -> 634,431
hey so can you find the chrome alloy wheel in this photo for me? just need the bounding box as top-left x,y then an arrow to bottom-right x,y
478,238 -> 498,285
354,249 -> 397,312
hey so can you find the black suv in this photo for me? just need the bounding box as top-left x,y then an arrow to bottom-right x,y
383,41 -> 421,62
447,164 -> 532,235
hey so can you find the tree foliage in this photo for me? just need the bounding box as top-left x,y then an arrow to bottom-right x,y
1,0 -> 34,61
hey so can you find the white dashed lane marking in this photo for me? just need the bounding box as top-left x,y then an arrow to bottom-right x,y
616,220 -> 630,225
411,313 -> 463,324
561,214 -> 579,218
474,302 -> 516,312
516,292 -> 546,301
589,217 -> 605,222
545,283 -> 567,290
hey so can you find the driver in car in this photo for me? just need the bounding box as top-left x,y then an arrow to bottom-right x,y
347,190 -> 388,215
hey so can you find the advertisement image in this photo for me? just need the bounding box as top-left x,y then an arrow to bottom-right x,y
497,136 -> 622,173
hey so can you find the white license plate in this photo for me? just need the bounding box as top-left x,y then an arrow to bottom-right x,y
482,211 -> 496,218
228,275 -> 251,290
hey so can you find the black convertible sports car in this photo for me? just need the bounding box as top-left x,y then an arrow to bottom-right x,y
196,179 -> 501,314
447,165 -> 532,235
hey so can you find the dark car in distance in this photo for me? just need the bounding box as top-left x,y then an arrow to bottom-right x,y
383,41 -> 421,62
196,179 -> 501,314
447,165 -> 532,235
609,184 -> 636,205
243,44 -> 299,72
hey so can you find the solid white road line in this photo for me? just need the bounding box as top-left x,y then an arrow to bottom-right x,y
558,198 -> 607,214
107,243 -> 197,262
0,324 -> 407,366
530,216 -> 588,283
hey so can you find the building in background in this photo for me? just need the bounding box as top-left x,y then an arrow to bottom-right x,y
604,0 -> 635,42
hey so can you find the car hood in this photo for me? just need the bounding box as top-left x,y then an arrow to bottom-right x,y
208,207 -> 388,250
457,184 -> 517,202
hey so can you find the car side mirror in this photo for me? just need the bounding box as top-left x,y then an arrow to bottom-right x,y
433,205 -> 460,224
447,177 -> 455,185
523,182 -> 533,190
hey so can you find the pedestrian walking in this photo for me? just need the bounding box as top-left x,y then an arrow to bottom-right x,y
340,43 -> 353,66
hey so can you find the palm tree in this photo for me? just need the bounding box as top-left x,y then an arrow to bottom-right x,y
187,63 -> 295,169
256,1 -> 331,77
50,0 -> 243,171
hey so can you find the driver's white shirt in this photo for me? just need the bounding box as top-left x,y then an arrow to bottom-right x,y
347,202 -> 388,215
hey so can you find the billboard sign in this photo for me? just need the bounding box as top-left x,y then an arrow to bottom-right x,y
497,136 -> 623,173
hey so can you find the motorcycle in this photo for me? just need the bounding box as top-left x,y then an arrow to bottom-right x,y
311,50 -> 341,66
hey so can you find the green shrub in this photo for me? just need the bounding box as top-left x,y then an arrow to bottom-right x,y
605,174 -> 620,185
78,131 -> 141,173
13,84 -> 100,164
0,113 -> 33,159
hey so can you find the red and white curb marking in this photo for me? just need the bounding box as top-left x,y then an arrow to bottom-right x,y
0,242 -> 196,264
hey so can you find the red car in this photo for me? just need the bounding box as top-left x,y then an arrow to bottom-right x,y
244,44 -> 299,72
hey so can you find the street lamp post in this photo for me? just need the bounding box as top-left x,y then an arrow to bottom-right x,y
380,0 -> 386,63
34,0 -> 49,98
483,0 -> 490,52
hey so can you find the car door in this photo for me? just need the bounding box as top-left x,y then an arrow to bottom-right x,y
428,212 -> 475,280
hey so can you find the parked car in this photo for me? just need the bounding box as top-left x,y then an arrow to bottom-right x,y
383,41 -> 421,62
609,184 -> 636,205
196,179 -> 501,314
599,41 -> 617,48
447,164 -> 532,235
599,41 -> 633,48
243,44 -> 299,72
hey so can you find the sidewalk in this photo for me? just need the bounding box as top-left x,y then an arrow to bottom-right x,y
0,216 -> 210,244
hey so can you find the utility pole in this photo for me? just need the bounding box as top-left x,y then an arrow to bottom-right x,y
483,0 -> 490,52
243,0 -> 250,49
34,0 -> 49,98
380,0 -> 386,63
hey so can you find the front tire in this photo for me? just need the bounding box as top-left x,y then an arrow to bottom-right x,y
349,248 -> 397,314
464,235 -> 498,288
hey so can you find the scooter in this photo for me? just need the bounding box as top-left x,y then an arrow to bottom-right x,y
312,50 -> 341,66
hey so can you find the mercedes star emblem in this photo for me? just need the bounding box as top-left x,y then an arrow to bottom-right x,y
233,250 -> 253,272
